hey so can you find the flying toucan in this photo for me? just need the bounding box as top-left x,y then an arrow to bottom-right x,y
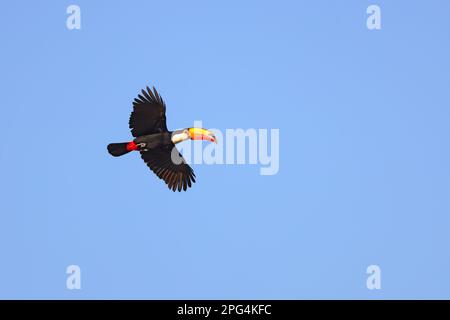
107,86 -> 216,192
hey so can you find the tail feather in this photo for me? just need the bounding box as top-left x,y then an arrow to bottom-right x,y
107,142 -> 132,157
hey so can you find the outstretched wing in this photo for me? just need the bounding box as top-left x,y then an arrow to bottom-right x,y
140,145 -> 196,192
129,86 -> 168,137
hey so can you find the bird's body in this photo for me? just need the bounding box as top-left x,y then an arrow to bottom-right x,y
107,86 -> 216,192
135,132 -> 173,149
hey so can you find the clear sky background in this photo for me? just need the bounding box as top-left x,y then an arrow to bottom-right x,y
1,0 -> 450,299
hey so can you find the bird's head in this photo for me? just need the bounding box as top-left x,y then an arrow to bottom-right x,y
188,127 -> 217,143
171,128 -> 217,144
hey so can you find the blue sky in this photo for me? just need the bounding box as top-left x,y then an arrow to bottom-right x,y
1,0 -> 450,299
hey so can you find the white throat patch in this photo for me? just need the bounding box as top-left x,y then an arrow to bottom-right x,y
171,132 -> 189,144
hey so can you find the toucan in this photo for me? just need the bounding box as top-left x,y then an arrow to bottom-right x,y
107,86 -> 216,191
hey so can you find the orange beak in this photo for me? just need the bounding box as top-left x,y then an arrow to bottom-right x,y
188,128 -> 217,143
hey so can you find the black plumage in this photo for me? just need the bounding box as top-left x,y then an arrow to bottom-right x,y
140,146 -> 195,192
118,86 -> 195,192
129,86 -> 168,136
